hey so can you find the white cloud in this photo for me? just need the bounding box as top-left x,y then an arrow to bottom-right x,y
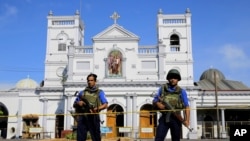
219,44 -> 250,69
0,4 -> 18,22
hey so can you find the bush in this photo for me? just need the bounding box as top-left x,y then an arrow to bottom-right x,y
65,132 -> 76,140
65,131 -> 91,140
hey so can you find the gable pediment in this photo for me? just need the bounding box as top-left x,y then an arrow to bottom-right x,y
103,28 -> 130,37
93,24 -> 139,41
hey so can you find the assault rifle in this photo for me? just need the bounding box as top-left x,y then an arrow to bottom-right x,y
73,91 -> 95,114
81,97 -> 95,113
159,97 -> 193,132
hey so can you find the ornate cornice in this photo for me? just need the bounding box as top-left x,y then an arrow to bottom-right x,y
64,81 -> 164,87
36,87 -> 64,92
63,81 -> 199,90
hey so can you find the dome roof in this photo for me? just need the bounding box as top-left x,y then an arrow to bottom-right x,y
200,68 -> 225,81
16,78 -> 38,89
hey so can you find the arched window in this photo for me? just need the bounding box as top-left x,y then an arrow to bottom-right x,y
57,32 -> 68,51
170,34 -> 179,45
170,34 -> 180,52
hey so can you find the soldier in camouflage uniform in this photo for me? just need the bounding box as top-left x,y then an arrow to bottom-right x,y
73,73 -> 108,141
153,69 -> 190,141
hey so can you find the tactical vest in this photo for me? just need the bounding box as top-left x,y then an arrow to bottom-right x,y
161,84 -> 184,109
82,89 -> 101,110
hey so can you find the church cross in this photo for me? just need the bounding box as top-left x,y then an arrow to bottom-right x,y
110,11 -> 120,24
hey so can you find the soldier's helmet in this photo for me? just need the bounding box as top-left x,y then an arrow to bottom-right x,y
166,69 -> 181,81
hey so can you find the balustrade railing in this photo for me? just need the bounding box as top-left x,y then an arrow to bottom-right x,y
199,121 -> 250,139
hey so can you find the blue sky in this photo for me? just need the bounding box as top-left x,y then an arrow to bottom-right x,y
0,0 -> 250,89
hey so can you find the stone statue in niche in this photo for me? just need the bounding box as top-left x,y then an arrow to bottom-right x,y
108,50 -> 122,76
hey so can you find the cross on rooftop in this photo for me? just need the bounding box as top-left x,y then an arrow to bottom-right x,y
110,11 -> 120,24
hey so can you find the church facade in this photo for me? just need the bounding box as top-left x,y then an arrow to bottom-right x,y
40,8 -> 196,139
2,8 -> 249,140
0,8 -> 197,139
44,8 -> 196,139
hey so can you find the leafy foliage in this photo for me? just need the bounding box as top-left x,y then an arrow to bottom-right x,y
65,131 -> 91,140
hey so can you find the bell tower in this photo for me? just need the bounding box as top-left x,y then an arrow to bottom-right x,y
157,8 -> 194,86
44,10 -> 84,87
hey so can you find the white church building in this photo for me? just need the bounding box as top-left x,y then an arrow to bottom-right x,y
1,8 -> 250,140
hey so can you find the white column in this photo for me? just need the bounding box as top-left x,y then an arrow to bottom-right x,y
220,108 -> 227,138
104,58 -> 108,78
132,93 -> 137,139
40,97 -> 48,133
16,99 -> 22,138
188,97 -> 198,139
122,58 -> 126,78
67,41 -> 75,81
65,94 -> 72,130
157,43 -> 166,80
126,94 -> 132,137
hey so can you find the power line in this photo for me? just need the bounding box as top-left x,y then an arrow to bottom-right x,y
0,69 -> 43,72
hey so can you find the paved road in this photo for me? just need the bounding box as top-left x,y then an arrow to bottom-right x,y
3,139 -> 230,141
131,139 -> 229,141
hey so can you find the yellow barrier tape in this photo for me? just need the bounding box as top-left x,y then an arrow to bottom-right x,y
0,105 -> 249,118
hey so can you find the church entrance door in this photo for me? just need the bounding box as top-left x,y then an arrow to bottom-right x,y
106,104 -> 124,138
139,104 -> 156,138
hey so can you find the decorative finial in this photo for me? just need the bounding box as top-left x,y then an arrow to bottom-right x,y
185,8 -> 191,13
48,10 -> 53,16
110,11 -> 120,24
75,10 -> 80,15
158,9 -> 163,14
